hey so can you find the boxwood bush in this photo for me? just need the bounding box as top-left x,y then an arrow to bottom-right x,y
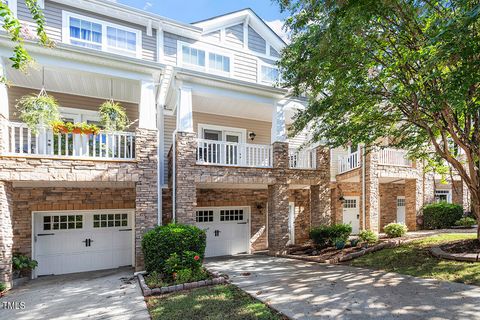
383,223 -> 408,238
142,224 -> 206,273
309,223 -> 352,247
422,203 -> 463,229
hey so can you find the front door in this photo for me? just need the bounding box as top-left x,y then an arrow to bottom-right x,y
343,196 -> 360,234
397,196 -> 406,224
224,131 -> 241,165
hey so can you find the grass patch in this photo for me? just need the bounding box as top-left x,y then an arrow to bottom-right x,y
351,233 -> 480,285
147,284 -> 286,320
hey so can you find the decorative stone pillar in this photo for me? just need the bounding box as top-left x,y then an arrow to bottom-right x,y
0,181 -> 13,289
452,180 -> 464,207
423,170 -> 435,205
362,147 -> 380,232
272,142 -> 289,169
405,179 -> 422,231
462,180 -> 471,213
268,179 -> 289,255
310,146 -> 331,226
134,128 -> 158,270
175,131 -> 197,224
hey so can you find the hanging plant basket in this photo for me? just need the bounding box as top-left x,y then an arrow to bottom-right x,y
16,88 -> 60,134
99,100 -> 129,132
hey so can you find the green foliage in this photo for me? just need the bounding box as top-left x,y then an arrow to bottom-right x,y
384,223 -> 408,238
174,268 -> 208,285
145,271 -> 167,289
12,254 -> 38,271
358,230 -> 378,244
164,251 -> 202,275
0,0 -> 53,75
51,120 -> 100,135
0,282 -> 6,292
276,0 -> 480,221
99,100 -> 129,132
309,223 -> 352,247
455,217 -> 477,228
142,224 -> 206,274
423,203 -> 463,229
16,92 -> 60,133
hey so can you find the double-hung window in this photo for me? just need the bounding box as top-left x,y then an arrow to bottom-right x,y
435,190 -> 452,203
179,42 -> 232,76
181,45 -> 205,67
63,11 -> 141,58
208,53 -> 230,74
260,64 -> 280,84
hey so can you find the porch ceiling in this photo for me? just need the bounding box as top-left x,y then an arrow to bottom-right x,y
6,66 -> 141,104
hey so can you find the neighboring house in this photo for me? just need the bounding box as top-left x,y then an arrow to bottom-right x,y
0,0 -> 470,288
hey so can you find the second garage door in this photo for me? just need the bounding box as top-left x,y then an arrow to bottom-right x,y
195,206 -> 250,257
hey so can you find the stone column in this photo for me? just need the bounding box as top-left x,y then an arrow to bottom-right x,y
362,147 -> 380,232
268,179 -> 289,255
272,142 -> 289,169
310,146 -> 331,226
462,180 -> 471,213
134,128 -> 158,270
175,132 -> 197,224
0,181 -> 13,289
423,170 -> 435,205
405,179 -> 422,231
452,180 -> 464,207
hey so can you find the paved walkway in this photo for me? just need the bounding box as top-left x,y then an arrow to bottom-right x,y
206,255 -> 480,320
0,268 -> 149,320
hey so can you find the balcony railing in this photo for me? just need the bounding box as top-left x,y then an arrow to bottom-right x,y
289,148 -> 316,169
196,139 -> 272,168
338,151 -> 360,174
3,121 -> 135,160
378,148 -> 412,167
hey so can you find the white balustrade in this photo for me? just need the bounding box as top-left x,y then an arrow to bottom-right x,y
378,148 -> 411,166
338,151 -> 360,174
196,139 -> 272,168
3,121 -> 135,160
289,148 -> 316,169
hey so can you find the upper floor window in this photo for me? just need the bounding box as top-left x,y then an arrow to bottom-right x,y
260,65 -> 280,84
182,45 -> 205,67
63,11 -> 142,58
209,53 -> 230,73
3,0 -> 17,17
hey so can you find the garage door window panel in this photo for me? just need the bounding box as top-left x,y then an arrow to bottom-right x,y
93,213 -> 128,228
196,210 -> 214,222
43,215 -> 83,230
220,209 -> 244,222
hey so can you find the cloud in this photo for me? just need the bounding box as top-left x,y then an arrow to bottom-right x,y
266,19 -> 291,44
143,1 -> 152,11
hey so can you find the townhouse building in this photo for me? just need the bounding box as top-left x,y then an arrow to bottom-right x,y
0,0 -> 470,288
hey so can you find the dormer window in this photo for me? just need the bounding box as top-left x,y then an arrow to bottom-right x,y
182,45 -> 206,67
260,64 -> 280,84
62,11 -> 142,58
208,53 -> 230,73
178,42 -> 233,76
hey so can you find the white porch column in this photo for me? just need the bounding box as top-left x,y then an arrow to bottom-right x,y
271,101 -> 286,143
0,60 -> 9,119
177,86 -> 193,132
139,80 -> 157,130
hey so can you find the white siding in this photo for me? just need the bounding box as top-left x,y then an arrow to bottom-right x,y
225,23 -> 243,47
248,26 -> 266,54
204,30 -> 221,42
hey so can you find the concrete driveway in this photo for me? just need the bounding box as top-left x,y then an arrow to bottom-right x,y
0,268 -> 149,320
206,255 -> 480,320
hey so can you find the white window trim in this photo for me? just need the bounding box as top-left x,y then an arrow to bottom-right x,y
62,11 -> 143,59
5,0 -> 17,17
435,189 -> 452,203
257,60 -> 280,85
177,41 -> 234,77
198,123 -> 246,144
59,107 -> 100,123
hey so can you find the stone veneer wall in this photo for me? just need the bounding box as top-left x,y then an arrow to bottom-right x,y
379,183 -> 405,230
0,181 -> 13,288
10,187 -> 135,257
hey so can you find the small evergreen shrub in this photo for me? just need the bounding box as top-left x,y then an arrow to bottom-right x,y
309,224 -> 352,247
358,230 -> 378,244
455,217 -> 477,228
384,223 -> 408,238
0,282 -> 6,292
142,224 -> 206,273
423,203 -> 463,229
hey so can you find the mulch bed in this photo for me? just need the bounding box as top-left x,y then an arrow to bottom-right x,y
441,239 -> 480,254
288,243 -> 367,261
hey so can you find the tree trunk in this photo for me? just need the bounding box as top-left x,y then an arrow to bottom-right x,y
471,193 -> 480,240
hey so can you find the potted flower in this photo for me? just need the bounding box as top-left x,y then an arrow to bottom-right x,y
12,254 -> 38,287
99,100 -> 129,132
51,120 -> 69,134
16,90 -> 60,134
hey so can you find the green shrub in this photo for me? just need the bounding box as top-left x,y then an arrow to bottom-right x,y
384,223 -> 408,238
358,230 -> 378,244
423,203 -> 463,229
0,282 -> 6,292
455,217 -> 477,227
145,271 -> 167,289
142,224 -> 206,273
164,251 -> 202,275
12,254 -> 38,275
174,268 -> 208,285
309,224 -> 352,247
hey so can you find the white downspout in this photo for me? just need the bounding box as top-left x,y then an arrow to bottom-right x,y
361,144 -> 366,230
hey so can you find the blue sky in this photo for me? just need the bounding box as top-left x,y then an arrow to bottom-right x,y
115,0 -> 286,24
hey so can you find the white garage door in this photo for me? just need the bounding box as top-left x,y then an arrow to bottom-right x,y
195,207 -> 250,257
33,210 -> 134,276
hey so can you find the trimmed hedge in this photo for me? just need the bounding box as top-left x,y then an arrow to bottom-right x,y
422,202 -> 463,229
309,223 -> 352,247
384,223 -> 408,238
142,224 -> 206,273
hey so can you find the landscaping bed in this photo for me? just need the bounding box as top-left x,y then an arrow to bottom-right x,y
146,284 -> 287,320
441,239 -> 480,254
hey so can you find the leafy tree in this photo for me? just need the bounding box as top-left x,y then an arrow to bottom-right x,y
0,0 -> 52,82
276,0 -> 480,238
